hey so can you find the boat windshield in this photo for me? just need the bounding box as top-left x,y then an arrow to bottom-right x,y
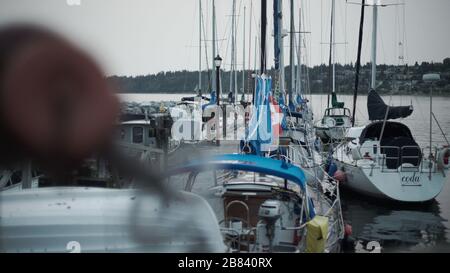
325,108 -> 351,117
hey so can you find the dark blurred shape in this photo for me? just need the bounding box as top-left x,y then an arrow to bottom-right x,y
0,25 -> 119,170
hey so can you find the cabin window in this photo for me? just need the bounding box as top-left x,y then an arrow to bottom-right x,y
132,127 -> 144,144
149,128 -> 156,138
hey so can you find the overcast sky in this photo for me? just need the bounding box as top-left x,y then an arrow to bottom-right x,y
0,0 -> 449,76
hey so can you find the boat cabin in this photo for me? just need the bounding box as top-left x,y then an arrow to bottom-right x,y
322,107 -> 351,126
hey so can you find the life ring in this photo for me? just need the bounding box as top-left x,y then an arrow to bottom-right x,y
437,148 -> 450,170
324,117 -> 336,128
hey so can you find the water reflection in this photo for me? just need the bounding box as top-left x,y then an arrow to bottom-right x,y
341,189 -> 450,252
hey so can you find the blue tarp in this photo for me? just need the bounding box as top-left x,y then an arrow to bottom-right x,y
201,91 -> 217,111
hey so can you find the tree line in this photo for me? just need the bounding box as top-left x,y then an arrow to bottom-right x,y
108,58 -> 450,95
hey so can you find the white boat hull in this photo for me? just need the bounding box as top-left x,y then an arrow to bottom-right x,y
315,125 -> 347,142
335,160 -> 448,202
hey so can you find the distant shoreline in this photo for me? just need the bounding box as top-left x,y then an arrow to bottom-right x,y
116,91 -> 450,97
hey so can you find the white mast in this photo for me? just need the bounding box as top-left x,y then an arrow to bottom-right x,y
198,0 -> 202,95
230,0 -> 236,102
296,8 -> 302,96
212,0 -> 216,92
242,6 -> 246,97
289,0 -> 295,103
371,4 -> 378,90
332,0 -> 336,93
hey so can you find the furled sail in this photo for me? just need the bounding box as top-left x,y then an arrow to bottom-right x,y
367,89 -> 413,121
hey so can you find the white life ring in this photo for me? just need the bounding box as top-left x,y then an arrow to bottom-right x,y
324,117 -> 336,128
437,148 -> 450,170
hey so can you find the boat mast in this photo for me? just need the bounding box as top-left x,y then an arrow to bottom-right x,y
296,7 -> 302,98
198,0 -> 202,96
242,6 -> 246,98
326,0 -> 334,108
352,0 -> 366,126
332,0 -> 336,95
371,3 -> 378,90
289,0 -> 295,104
212,0 -> 216,92
230,0 -> 237,102
247,1 -> 253,97
273,0 -> 285,96
261,0 -> 267,74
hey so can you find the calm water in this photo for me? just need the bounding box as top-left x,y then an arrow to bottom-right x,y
119,93 -> 450,252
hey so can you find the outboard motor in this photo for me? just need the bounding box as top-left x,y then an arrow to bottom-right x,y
256,200 -> 282,252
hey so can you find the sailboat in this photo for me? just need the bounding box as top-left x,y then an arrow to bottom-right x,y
332,2 -> 449,203
279,0 -> 325,184
315,0 -> 352,143
177,0 -> 343,253
168,153 -> 344,253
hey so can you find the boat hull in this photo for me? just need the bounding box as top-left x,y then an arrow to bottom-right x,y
315,125 -> 347,142
335,160 -> 448,202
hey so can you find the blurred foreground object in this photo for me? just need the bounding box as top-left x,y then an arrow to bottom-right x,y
0,25 -> 226,253
0,25 -> 118,168
0,187 -> 226,252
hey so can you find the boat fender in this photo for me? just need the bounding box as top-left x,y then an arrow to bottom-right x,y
437,148 -> 450,170
351,148 -> 362,160
333,170 -> 346,184
344,224 -> 353,239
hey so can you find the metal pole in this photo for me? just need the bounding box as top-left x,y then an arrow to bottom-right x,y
199,0 -> 202,96
371,4 -> 378,90
429,83 -> 433,180
231,0 -> 236,102
216,64 -> 221,146
261,0 -> 267,74
332,0 -> 336,94
279,0 -> 285,96
297,8 -> 302,97
242,6 -> 246,98
212,0 -> 216,91
352,0 -> 366,127
430,83 -> 433,155
289,0 -> 295,104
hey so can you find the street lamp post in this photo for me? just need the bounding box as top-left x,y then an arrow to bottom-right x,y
215,55 -> 222,106
214,55 -> 222,146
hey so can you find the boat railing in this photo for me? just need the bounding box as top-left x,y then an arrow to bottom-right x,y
379,146 -> 400,173
400,146 -> 422,172
356,145 -> 438,174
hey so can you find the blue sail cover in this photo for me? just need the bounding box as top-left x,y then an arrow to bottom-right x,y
201,91 -> 217,110
241,76 -> 273,155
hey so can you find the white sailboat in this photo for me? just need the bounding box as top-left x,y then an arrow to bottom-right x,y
315,0 -> 351,143
332,2 -> 450,203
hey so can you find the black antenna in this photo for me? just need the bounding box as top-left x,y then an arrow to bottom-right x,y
352,0 -> 366,126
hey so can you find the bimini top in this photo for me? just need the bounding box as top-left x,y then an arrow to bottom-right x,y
360,121 -> 415,144
168,154 -> 307,191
